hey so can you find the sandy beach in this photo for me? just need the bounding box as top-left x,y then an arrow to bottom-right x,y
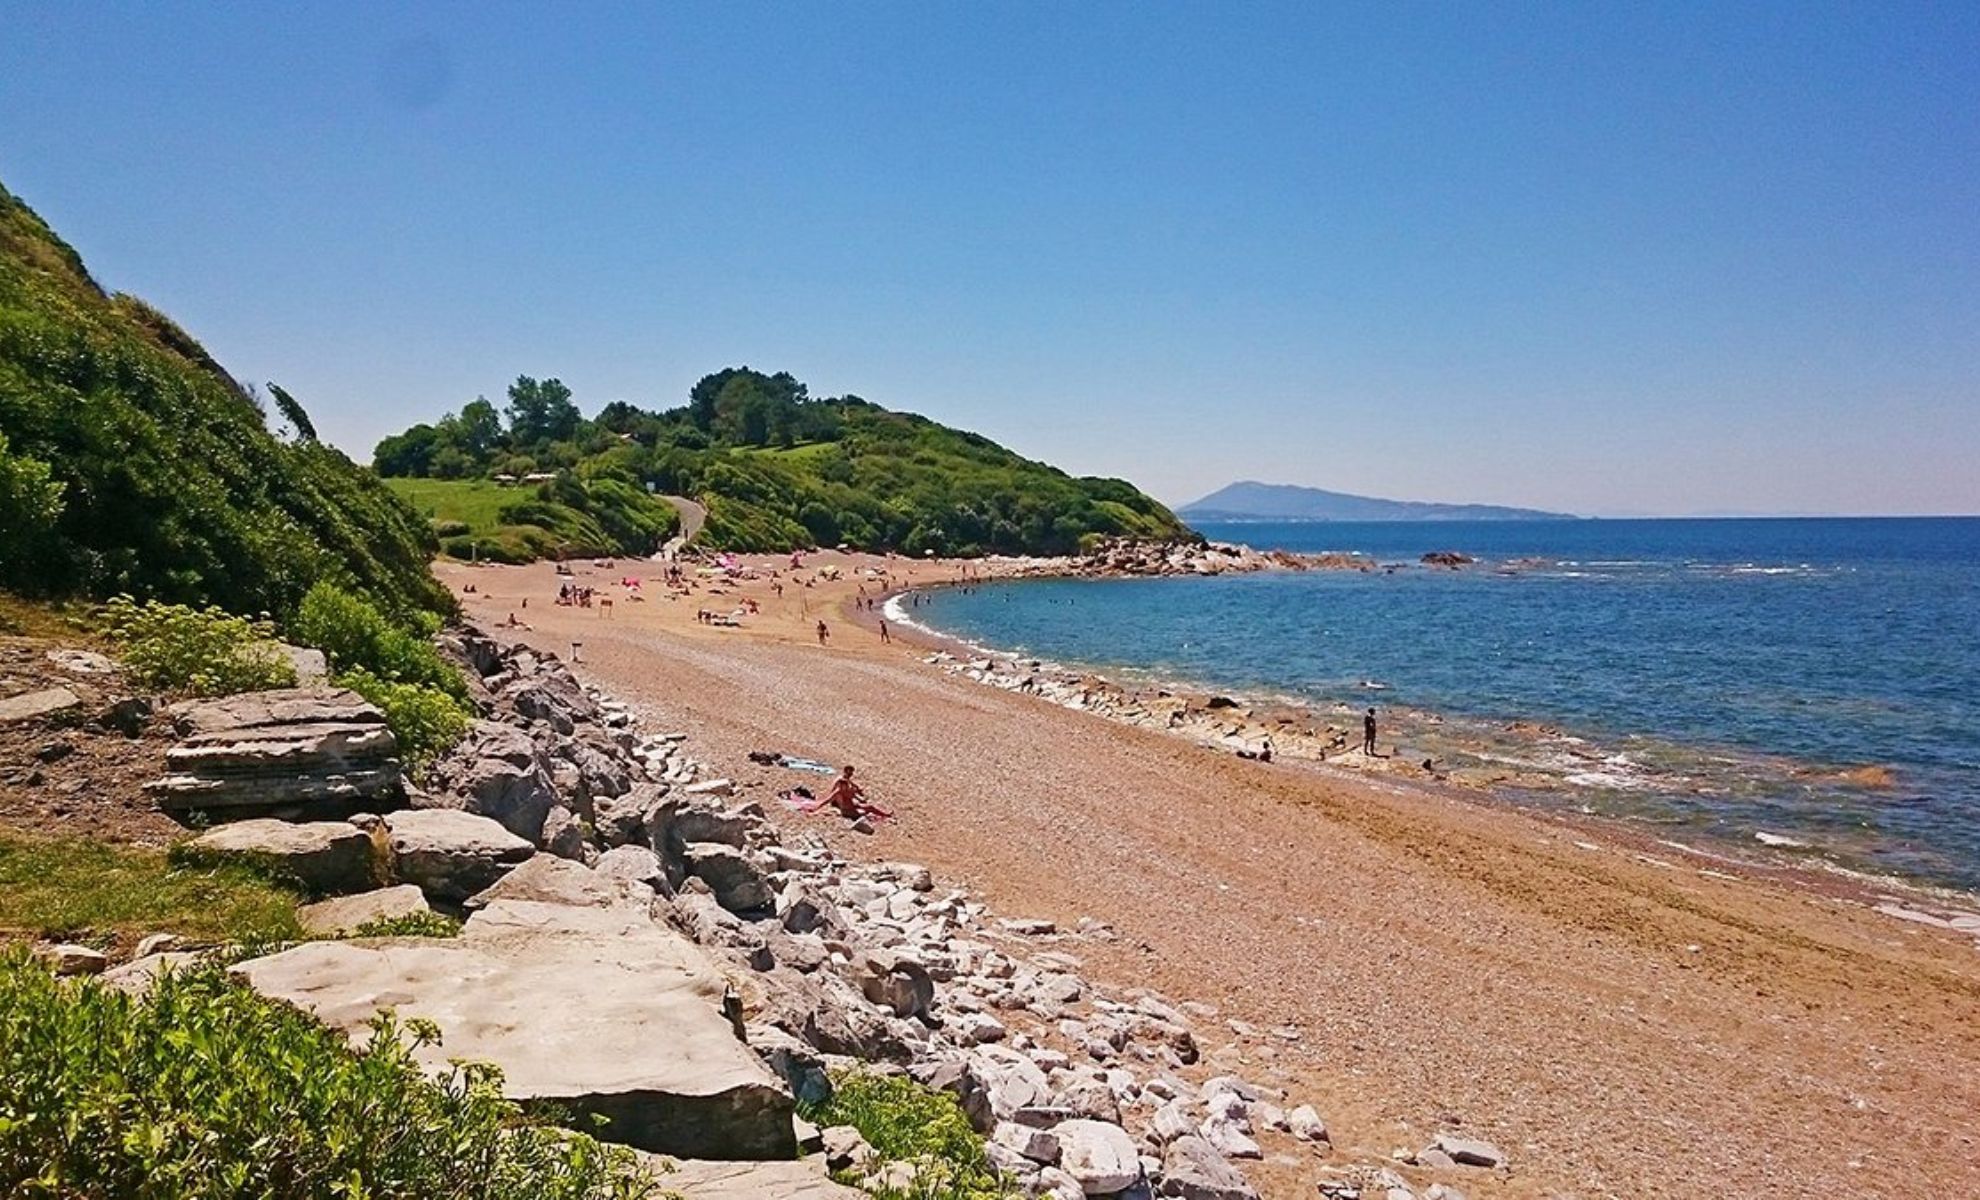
441,552 -> 1980,1199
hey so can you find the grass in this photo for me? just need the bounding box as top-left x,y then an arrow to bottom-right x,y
0,590 -> 99,641
801,1071 -> 1018,1200
385,476 -> 520,534
0,834 -> 304,948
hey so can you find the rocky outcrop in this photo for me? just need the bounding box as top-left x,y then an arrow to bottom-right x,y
234,898 -> 795,1160
146,688 -> 401,818
382,809 -> 534,902
183,818 -> 383,895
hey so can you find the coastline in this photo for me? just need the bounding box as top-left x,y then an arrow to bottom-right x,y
438,551 -> 1980,1198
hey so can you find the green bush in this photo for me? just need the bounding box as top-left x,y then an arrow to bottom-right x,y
337,667 -> 472,772
0,951 -> 662,1199
293,580 -> 465,698
102,594 -> 298,696
801,1071 -> 1016,1200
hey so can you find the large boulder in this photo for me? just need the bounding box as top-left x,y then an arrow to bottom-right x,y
423,722 -> 559,842
183,818 -> 381,895
383,809 -> 534,902
1056,1119 -> 1141,1195
297,885 -> 432,936
500,663 -> 597,733
1158,1136 -> 1258,1200
233,899 -> 794,1159
463,853 -> 648,911
682,843 -> 773,914
146,688 -> 401,817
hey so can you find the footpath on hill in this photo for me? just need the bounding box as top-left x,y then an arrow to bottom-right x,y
442,552 -> 1980,1200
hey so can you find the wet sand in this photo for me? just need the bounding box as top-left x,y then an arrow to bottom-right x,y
443,553 -> 1980,1199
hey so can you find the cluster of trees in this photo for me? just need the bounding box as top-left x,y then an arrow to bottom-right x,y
374,367 -> 1190,559
0,180 -> 448,623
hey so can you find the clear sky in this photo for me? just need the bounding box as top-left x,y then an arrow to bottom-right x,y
3,2 -> 1976,515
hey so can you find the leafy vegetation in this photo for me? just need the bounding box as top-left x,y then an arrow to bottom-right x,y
0,178 -> 450,622
0,951 -> 662,1199
801,1071 -> 1017,1200
348,910 -> 462,939
101,594 -> 298,697
0,835 -> 303,946
291,581 -> 473,769
375,367 -> 1188,560
337,666 -> 473,772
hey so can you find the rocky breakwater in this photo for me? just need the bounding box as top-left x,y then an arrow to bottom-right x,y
1039,538 -> 1375,578
148,628 -> 1511,1197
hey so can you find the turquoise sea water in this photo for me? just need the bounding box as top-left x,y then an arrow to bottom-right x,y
915,518 -> 1980,890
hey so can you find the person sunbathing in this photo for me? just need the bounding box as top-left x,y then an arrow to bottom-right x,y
821,765 -> 892,821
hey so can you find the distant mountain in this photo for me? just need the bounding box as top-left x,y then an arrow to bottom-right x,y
1180,480 -> 1575,523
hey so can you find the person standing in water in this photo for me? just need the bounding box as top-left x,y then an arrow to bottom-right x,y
1363,708 -> 1378,756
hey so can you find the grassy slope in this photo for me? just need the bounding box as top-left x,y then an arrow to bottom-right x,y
386,476 -> 678,563
0,178 -> 448,621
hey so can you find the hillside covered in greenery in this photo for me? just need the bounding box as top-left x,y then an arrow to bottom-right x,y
0,180 -> 447,621
375,367 -> 1189,559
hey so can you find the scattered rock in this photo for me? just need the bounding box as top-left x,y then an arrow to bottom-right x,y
184,818 -> 382,895
298,885 -> 433,936
1158,1134 -> 1260,1199
39,942 -> 107,976
463,853 -> 645,910
1429,1134 -> 1505,1168
821,1125 -> 878,1175
0,686 -> 82,723
1056,1118 -> 1142,1194
683,842 -> 773,913
1287,1104 -> 1329,1143
383,809 -> 534,902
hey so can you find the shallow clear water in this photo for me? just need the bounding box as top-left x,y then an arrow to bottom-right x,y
917,518 -> 1980,890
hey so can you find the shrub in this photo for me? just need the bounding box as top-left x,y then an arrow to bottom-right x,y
101,594 -> 298,696
801,1071 -> 1017,1200
0,951 -> 663,1199
337,666 -> 472,772
292,580 -> 465,698
432,518 -> 471,538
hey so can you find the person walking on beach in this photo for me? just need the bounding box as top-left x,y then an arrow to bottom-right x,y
816,620 -> 829,646
878,619 -> 890,644
1363,707 -> 1378,756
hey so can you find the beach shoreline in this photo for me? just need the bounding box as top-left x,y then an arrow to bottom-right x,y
440,551 -> 1980,1198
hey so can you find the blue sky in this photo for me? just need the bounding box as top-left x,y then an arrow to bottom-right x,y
3,2 -> 1976,515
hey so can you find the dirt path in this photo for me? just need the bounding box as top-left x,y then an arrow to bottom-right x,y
442,556 -> 1980,1200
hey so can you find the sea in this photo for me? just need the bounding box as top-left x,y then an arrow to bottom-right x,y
912,517 -> 1980,892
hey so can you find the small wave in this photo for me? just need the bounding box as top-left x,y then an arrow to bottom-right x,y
1565,771 -> 1651,790
1755,831 -> 1811,848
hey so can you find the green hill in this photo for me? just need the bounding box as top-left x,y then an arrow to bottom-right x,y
0,180 -> 447,620
374,368 -> 1189,559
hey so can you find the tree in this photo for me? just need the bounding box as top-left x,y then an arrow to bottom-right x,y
457,397 -> 502,458
372,424 -> 440,477
267,383 -> 318,442
504,376 -> 579,445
